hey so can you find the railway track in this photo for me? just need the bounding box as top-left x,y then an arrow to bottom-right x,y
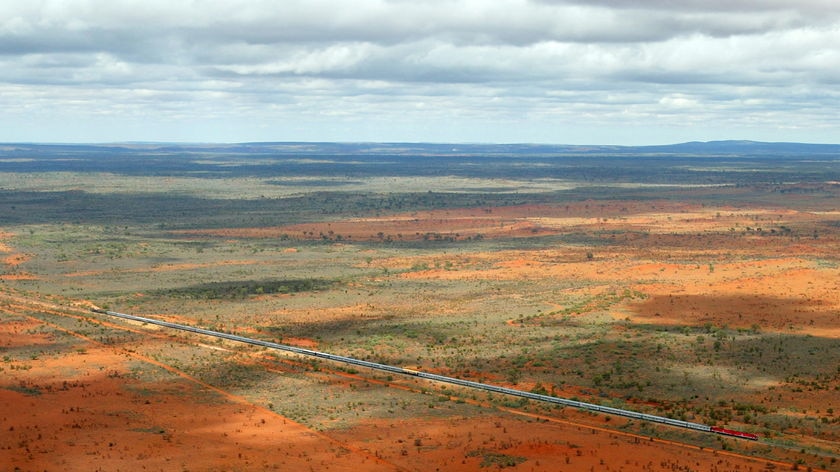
92,307 -> 758,441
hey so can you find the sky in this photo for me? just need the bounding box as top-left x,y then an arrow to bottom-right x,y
1,0 -> 839,145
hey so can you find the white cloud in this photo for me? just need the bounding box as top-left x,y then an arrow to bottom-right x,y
0,0 -> 838,143
217,43 -> 380,76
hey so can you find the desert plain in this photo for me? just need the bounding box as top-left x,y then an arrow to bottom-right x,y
1,143 -> 839,471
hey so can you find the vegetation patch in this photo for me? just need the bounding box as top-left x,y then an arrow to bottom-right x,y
467,449 -> 527,469
4,144 -> 840,470
131,426 -> 167,434
5,383 -> 41,396
153,277 -> 339,299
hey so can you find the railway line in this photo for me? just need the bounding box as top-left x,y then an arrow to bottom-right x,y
92,307 -> 758,441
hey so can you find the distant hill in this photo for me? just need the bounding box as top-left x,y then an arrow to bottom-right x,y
623,140 -> 840,155
236,140 -> 840,156
1,139 -> 838,193
2,140 -> 839,157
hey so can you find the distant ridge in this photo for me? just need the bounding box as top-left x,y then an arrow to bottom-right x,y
633,140 -> 840,155
2,140 -> 839,156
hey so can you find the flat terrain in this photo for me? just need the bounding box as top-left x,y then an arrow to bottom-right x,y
1,142 -> 839,470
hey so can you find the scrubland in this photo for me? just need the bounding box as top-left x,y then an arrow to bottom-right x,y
1,145 -> 839,470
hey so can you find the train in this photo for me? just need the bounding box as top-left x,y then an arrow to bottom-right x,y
710,426 -> 760,441
90,307 -> 759,441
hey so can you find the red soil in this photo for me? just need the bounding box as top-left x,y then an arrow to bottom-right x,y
4,198 -> 838,470
2,253 -> 29,267
5,284 -> 819,471
0,314 -> 398,471
1,233 -> 37,279
0,273 -> 39,281
170,200 -> 830,244
330,415 -> 785,472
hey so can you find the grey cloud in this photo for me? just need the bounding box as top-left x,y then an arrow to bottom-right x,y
2,0 -> 806,61
536,0 -> 840,14
2,0 -> 837,88
0,0 -> 838,143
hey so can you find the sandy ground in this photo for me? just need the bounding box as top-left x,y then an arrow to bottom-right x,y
0,313 -> 398,472
330,414 -> 786,472
1,311 -> 796,472
173,200 -> 836,243
3,199 -> 838,470
1,231 -> 37,281
171,200 -> 839,338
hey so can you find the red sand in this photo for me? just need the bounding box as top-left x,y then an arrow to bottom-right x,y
3,199 -> 838,470
0,313 -> 398,471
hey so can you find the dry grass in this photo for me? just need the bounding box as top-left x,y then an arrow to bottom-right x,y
3,179 -> 839,470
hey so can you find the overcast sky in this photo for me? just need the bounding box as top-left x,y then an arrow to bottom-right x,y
1,0 -> 839,144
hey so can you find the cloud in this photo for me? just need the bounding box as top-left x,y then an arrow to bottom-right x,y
0,0 -> 838,143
